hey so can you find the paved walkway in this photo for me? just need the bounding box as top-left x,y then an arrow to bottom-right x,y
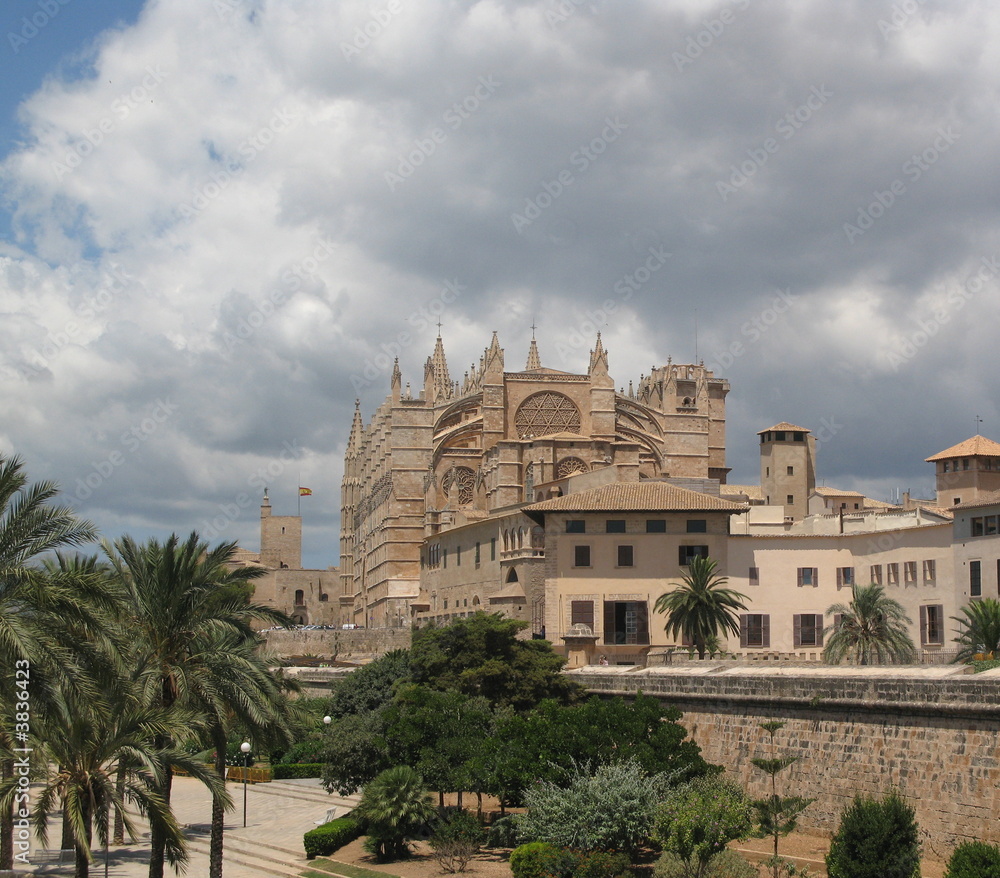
17,776 -> 358,877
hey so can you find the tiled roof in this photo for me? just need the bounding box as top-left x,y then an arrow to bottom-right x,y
721,484 -> 764,501
525,481 -> 747,514
813,486 -> 865,497
926,435 -> 1000,461
949,489 -> 1000,511
757,422 -> 811,434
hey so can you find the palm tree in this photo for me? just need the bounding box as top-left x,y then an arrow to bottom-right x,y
355,765 -> 437,860
0,455 -> 100,870
952,598 -> 1000,663
104,532 -> 289,878
655,556 -> 749,659
823,583 -> 916,665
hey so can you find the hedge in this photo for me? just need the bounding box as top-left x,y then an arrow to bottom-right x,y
304,817 -> 361,859
273,763 -> 324,779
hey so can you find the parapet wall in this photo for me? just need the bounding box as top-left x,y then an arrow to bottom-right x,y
262,627 -> 411,662
568,665 -> 1000,853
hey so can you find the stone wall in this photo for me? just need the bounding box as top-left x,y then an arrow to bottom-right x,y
263,627 -> 410,662
568,666 -> 1000,852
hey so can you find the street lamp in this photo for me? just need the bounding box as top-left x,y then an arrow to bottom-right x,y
240,741 -> 252,828
323,716 -> 332,726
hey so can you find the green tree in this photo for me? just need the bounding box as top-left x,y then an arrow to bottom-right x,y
952,599 -> 1000,663
409,612 -> 582,711
104,532 -> 288,878
944,840 -> 1000,878
825,791 -> 921,878
354,765 -> 436,860
654,557 -> 749,659
517,758 -> 673,855
0,456 -> 100,870
652,775 -> 755,878
751,721 -> 814,878
326,648 -> 411,719
320,709 -> 392,796
823,583 -> 916,665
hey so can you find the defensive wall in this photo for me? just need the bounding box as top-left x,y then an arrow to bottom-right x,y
567,664 -> 1000,853
262,627 -> 410,663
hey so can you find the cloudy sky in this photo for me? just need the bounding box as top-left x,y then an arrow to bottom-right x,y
2,0 -> 999,568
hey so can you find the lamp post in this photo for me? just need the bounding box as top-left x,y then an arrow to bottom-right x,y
240,741 -> 252,828
323,715 -> 332,726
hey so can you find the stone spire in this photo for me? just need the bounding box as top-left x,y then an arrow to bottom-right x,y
430,332 -> 452,400
347,399 -> 364,453
588,331 -> 609,375
484,330 -> 504,376
390,357 -> 402,402
525,328 -> 542,371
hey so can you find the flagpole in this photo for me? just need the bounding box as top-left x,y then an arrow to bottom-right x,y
298,472 -> 301,517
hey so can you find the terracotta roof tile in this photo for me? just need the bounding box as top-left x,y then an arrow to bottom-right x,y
525,481 -> 747,514
757,422 -> 811,434
926,435 -> 1000,461
812,486 -> 865,497
721,484 -> 764,500
948,489 -> 1000,511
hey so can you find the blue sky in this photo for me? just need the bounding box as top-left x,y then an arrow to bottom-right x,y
1,0 -> 999,568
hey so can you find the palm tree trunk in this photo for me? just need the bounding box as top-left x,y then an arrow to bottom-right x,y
62,799 -> 75,851
113,760 -> 127,844
148,762 -> 172,878
0,756 -> 13,870
210,726 -> 228,878
74,794 -> 92,878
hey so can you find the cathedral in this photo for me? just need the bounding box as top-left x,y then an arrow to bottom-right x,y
339,329 -> 730,628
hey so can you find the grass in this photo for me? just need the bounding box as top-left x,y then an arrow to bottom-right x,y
301,858 -> 403,878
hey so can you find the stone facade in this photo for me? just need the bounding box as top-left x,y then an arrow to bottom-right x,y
340,331 -> 730,627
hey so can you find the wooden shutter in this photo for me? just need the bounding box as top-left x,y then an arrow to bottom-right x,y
796,568 -> 803,587
739,614 -> 748,648
919,605 -> 927,645
603,602 -> 615,645
793,614 -> 802,647
816,614 -> 825,647
636,601 -> 650,645
571,600 -> 594,627
762,614 -> 771,648
813,568 -> 818,588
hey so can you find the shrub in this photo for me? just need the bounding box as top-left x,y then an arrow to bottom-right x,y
354,765 -> 436,860
654,850 -> 757,878
486,815 -> 521,848
575,851 -> 633,878
303,817 -> 361,859
510,842 -> 578,878
273,763 -> 323,779
431,809 -> 486,873
945,840 -> 1000,878
826,791 -> 920,878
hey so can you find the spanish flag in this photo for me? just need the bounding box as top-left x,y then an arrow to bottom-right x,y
298,487 -> 313,496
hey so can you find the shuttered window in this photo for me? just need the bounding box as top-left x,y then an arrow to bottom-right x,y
571,600 -> 594,628
793,613 -> 824,647
740,614 -> 770,648
920,604 -> 944,645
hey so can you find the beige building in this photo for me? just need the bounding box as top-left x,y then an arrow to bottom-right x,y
926,435 -> 1000,507
340,330 -> 731,627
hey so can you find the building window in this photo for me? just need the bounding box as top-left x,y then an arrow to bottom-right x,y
971,560 -> 982,597
973,515 -> 998,537
571,600 -> 595,629
794,613 -> 824,648
603,600 -> 650,645
457,546 -> 462,566
443,599 -> 448,610
870,564 -> 882,585
574,545 -> 591,567
686,519 -> 707,533
475,542 -> 481,568
606,519 -> 626,533
617,545 -> 634,567
740,614 -> 770,648
920,604 -> 944,645
836,567 -> 853,589
787,466 -> 794,475
786,494 -> 794,505
923,559 -> 935,585
887,563 -> 899,585
443,548 -> 447,568
294,589 -> 304,606
904,561 -> 917,585
491,537 -> 496,561
797,567 -> 818,587
748,566 -> 760,586
566,520 -> 586,533
678,545 -> 709,566
646,519 -> 666,533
